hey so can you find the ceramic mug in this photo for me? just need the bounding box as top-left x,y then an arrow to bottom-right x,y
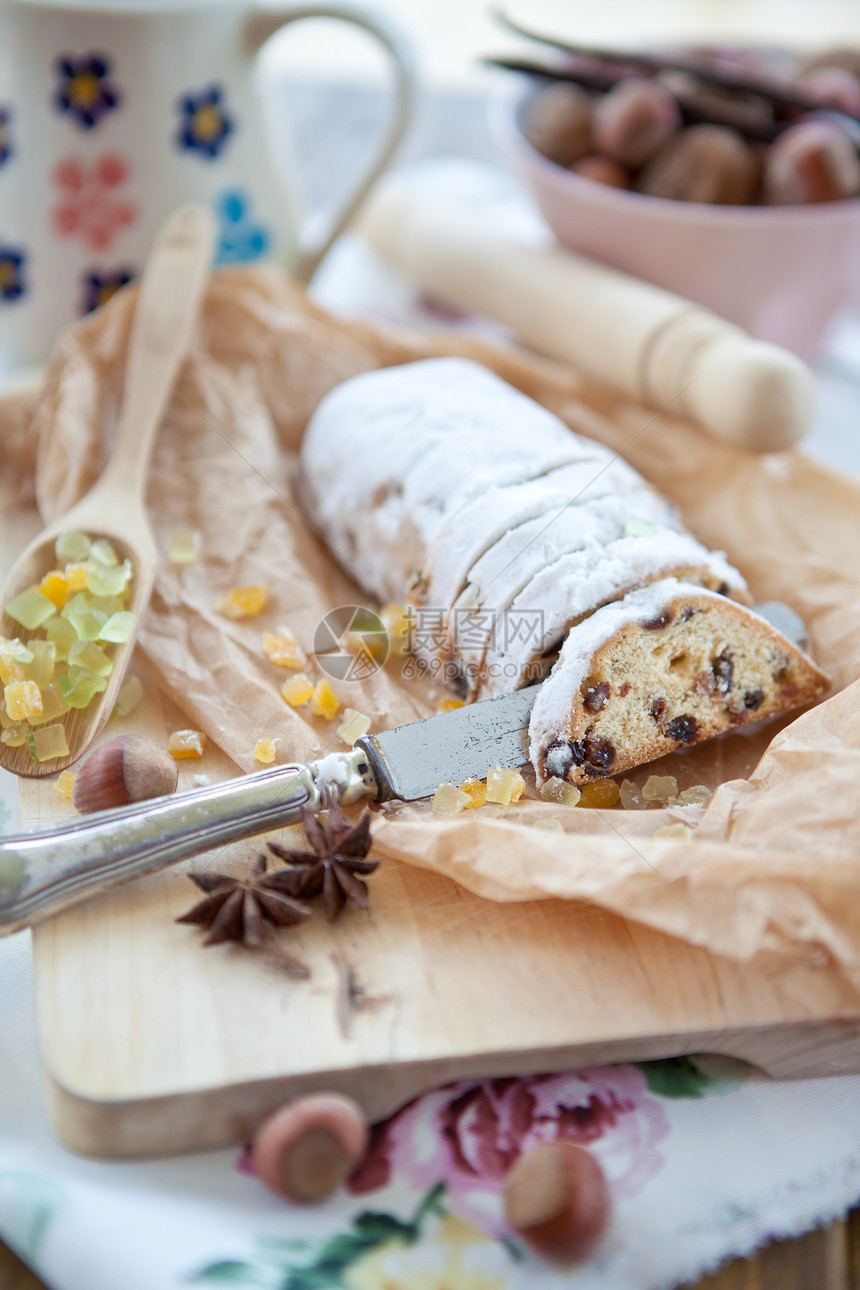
0,0 -> 416,371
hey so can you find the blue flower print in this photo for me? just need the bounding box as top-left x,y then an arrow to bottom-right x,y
176,86 -> 233,160
81,267 -> 135,315
0,246 -> 26,301
0,107 -> 13,168
55,54 -> 120,130
213,190 -> 270,265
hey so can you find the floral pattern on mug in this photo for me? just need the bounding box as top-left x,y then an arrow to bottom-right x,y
176,86 -> 233,160
54,55 -> 121,130
52,155 -> 137,251
214,190 -> 270,265
0,108 -> 13,168
81,267 -> 135,315
349,1066 -> 670,1235
0,246 -> 26,302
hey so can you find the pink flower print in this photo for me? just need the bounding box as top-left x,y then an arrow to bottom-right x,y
52,154 -> 136,251
349,1066 -> 670,1236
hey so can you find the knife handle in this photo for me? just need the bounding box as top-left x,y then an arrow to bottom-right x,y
0,749 -> 377,936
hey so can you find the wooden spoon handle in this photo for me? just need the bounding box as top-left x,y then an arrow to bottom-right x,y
98,205 -> 215,499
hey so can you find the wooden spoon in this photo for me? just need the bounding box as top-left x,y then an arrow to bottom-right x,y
0,205 -> 215,777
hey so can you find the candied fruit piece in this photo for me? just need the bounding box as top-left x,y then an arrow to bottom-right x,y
0,650 -> 24,685
45,616 -> 78,661
652,823 -> 692,843
254,737 -> 277,764
88,538 -> 119,567
676,784 -> 712,807
55,530 -> 91,563
578,779 -> 621,809
68,609 -> 108,641
68,640 -> 112,677
486,766 -> 526,806
64,562 -> 96,592
5,587 -> 56,630
57,668 -> 107,708
22,641 -> 56,689
218,585 -> 267,619
56,770 -> 77,800
459,777 -> 487,809
642,774 -> 679,802
116,673 -> 143,718
432,782 -> 471,816
436,697 -> 465,714
310,677 -> 340,721
168,729 -> 206,760
4,680 -> 43,722
168,528 -> 201,565
380,602 -> 410,657
540,776 -> 582,807
86,559 -> 132,598
39,570 -> 69,609
28,684 -> 70,726
619,779 -> 648,810
533,817 -> 565,834
98,611 -> 135,644
0,725 -> 26,747
263,627 -> 306,670
337,708 -> 371,747
281,673 -> 313,707
30,723 -> 70,762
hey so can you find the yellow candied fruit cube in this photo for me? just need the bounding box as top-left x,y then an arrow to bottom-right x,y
168,729 -> 206,760
337,708 -> 371,747
55,770 -> 76,800
280,673 -> 314,707
380,602 -> 411,657
39,570 -> 69,609
168,528 -> 201,566
217,585 -> 268,620
642,774 -> 678,803
432,781 -> 471,816
458,777 -> 487,809
676,784 -> 712,808
533,817 -> 565,834
253,737 -> 277,765
0,651 -> 24,686
652,823 -> 692,843
485,766 -> 526,806
263,628 -> 306,670
310,677 -> 340,721
436,697 -> 465,715
31,723 -> 70,762
539,776 -> 581,808
64,561 -> 95,592
578,778 -> 621,809
0,725 -> 26,747
4,680 -> 43,722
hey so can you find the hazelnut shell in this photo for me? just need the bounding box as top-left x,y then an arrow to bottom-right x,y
72,735 -> 178,813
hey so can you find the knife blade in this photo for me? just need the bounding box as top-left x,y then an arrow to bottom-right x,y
0,685 -> 537,935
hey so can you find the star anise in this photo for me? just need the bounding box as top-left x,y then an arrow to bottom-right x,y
267,804 -> 379,921
176,853 -> 311,948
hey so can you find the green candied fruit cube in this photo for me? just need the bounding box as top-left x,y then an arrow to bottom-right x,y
28,683 -> 70,726
88,538 -> 119,567
98,611 -> 135,644
4,587 -> 56,630
22,640 -> 56,689
68,609 -> 107,641
55,530 -> 91,563
60,591 -> 90,620
45,616 -> 78,661
30,723 -> 70,762
68,640 -> 112,677
86,559 -> 133,598
116,673 -> 143,718
86,595 -> 123,617
57,668 -> 107,708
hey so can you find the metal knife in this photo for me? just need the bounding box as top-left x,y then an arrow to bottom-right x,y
0,686 -> 535,936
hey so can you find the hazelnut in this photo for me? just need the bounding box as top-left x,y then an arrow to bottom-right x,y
637,124 -> 759,204
591,77 -> 681,169
504,1141 -> 611,1264
524,83 -> 594,168
800,66 -> 860,116
570,155 -> 630,188
251,1094 -> 369,1204
764,120 -> 860,204
72,734 -> 178,813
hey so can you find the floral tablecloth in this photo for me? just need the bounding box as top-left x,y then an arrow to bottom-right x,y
5,158 -> 860,1289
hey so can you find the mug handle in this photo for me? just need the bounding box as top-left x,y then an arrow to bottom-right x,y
244,1 -> 416,283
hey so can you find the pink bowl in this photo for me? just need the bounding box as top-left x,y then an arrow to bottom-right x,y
489,79 -> 860,361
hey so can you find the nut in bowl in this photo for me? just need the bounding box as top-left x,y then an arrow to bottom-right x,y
488,71 -> 860,361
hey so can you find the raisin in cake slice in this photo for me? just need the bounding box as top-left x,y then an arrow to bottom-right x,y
528,577 -> 830,787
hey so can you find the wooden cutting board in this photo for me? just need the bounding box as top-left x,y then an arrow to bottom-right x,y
20,676 -> 860,1161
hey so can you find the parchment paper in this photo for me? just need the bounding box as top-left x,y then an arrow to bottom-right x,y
4,265 -> 860,980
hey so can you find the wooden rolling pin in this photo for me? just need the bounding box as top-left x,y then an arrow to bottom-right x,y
356,176 -> 816,452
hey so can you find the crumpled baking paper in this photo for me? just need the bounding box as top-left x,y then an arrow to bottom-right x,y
3,265 -> 860,979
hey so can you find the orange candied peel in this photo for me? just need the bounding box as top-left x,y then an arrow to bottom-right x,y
4,680 -> 43,722
39,570 -> 69,609
281,673 -> 314,707
168,729 -> 206,760
217,584 -> 268,620
458,777 -> 487,809
263,627 -> 306,670
310,678 -> 340,721
578,778 -> 620,809
55,770 -> 76,800
253,737 -> 277,765
436,697 -> 465,715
